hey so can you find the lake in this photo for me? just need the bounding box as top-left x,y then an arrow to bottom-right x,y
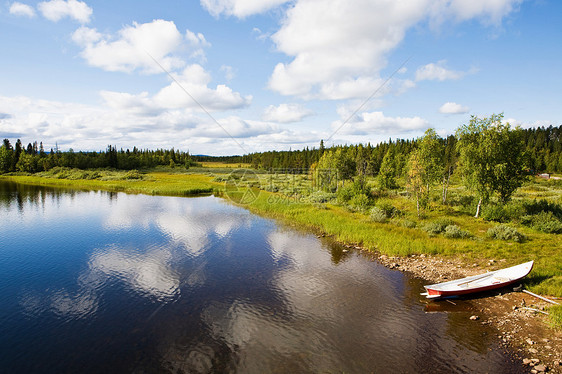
0,181 -> 524,373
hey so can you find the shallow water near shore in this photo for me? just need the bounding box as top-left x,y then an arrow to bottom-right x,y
0,181 -> 525,373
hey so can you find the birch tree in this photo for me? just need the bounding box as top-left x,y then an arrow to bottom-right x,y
456,114 -> 527,218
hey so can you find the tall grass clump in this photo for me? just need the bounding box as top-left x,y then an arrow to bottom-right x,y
549,305 -> 562,330
375,199 -> 401,218
369,206 -> 388,223
397,219 -> 417,228
486,224 -> 526,242
348,193 -> 371,212
521,211 -> 562,234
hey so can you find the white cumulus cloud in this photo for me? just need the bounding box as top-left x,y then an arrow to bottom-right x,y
268,0 -> 423,99
72,20 -> 209,74
38,0 -> 92,23
267,0 -> 520,100
191,117 -> 277,139
9,2 -> 36,17
200,0 -> 291,18
332,110 -> 429,136
154,64 -> 250,110
415,60 -> 469,81
262,103 -> 314,123
0,93 -> 263,155
101,64 -> 252,113
439,102 -> 469,114
429,0 -> 524,26
71,25 -> 102,45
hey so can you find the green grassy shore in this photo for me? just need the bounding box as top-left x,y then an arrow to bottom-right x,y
241,191 -> 562,295
2,168 -> 561,327
0,169 -> 222,196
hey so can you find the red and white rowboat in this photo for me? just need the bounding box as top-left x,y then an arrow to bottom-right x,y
421,260 -> 534,299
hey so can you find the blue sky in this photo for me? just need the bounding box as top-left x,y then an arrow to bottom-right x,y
0,0 -> 561,155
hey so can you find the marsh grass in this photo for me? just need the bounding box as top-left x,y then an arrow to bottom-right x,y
1,171 -> 220,196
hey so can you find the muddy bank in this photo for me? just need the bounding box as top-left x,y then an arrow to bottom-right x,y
341,243 -> 562,373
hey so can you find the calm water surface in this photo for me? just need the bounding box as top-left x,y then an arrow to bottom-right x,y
0,181 -> 524,373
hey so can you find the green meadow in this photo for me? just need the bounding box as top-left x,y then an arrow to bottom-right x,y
0,168 -> 221,196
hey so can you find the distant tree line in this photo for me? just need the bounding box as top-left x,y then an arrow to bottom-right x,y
191,124 -> 562,176
1,121 -> 561,179
0,141 -> 194,173
1,116 -> 561,218
521,125 -> 562,173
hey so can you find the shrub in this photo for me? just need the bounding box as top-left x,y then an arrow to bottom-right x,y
81,171 -> 101,180
523,199 -> 562,219
264,185 -> 279,192
370,206 -> 388,223
212,175 -> 229,182
312,203 -> 328,210
56,170 -> 70,179
520,215 -> 533,226
443,225 -> 472,239
337,180 -> 370,204
421,218 -> 455,235
337,184 -> 356,204
504,201 -> 526,221
421,222 -> 444,235
448,194 -> 475,208
376,200 -> 400,218
349,193 -> 371,212
123,170 -> 143,180
481,201 -> 526,223
482,204 -> 510,223
308,191 -> 336,203
525,211 -> 562,234
486,225 -> 526,242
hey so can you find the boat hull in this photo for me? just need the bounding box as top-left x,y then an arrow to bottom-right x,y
422,261 -> 534,299
425,278 -> 521,298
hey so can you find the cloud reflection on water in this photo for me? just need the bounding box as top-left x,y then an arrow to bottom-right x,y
103,194 -> 244,256
18,194 -> 252,321
88,245 -> 180,301
194,229 -> 425,373
50,289 -> 99,319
